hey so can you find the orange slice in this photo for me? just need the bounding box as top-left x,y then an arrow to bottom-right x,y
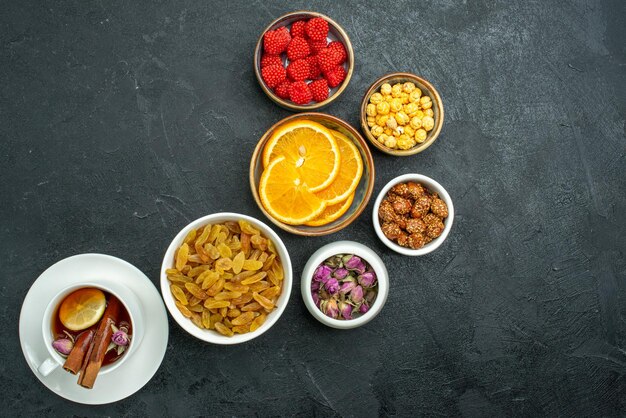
315,130 -> 363,205
262,120 -> 340,193
305,193 -> 355,226
58,288 -> 106,331
259,155 -> 327,225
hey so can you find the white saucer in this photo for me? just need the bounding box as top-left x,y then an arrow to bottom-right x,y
19,254 -> 169,405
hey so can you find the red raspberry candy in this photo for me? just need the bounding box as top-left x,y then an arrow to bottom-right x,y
263,26 -> 291,55
305,17 -> 329,41
274,81 -> 291,99
316,47 -> 342,73
288,81 -> 313,105
287,36 -> 310,61
306,55 -> 321,79
290,20 -> 307,38
324,65 -> 346,88
308,39 -> 327,53
309,78 -> 329,102
286,59 -> 310,81
327,41 -> 347,64
260,54 -> 282,68
261,64 -> 287,88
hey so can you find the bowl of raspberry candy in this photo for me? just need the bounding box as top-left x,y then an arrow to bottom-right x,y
254,11 -> 354,111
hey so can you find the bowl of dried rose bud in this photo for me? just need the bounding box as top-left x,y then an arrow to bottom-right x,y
301,241 -> 388,329
373,174 -> 454,256
160,212 -> 292,344
254,11 -> 354,111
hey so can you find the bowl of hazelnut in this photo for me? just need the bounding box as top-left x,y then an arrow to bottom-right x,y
360,73 -> 444,156
372,174 -> 453,256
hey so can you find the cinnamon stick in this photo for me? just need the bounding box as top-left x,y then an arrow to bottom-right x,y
63,329 -> 95,374
78,296 -> 122,389
77,336 -> 95,385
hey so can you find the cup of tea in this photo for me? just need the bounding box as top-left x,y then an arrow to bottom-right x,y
38,279 -> 144,378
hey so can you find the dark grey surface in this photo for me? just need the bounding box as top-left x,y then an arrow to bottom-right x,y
1,0 -> 625,416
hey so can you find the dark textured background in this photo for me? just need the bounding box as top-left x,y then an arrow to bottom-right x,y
2,0 -> 625,416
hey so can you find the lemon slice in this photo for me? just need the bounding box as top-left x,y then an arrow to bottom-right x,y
58,288 -> 107,331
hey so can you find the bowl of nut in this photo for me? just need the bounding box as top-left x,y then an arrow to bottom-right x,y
250,112 -> 375,236
373,174 -> 454,256
254,11 -> 354,111
160,213 -> 292,344
360,73 -> 444,155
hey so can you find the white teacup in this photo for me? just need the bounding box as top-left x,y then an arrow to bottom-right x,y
38,279 -> 144,377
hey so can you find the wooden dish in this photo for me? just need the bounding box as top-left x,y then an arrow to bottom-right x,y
253,11 -> 354,112
360,72 -> 444,156
249,113 -> 375,236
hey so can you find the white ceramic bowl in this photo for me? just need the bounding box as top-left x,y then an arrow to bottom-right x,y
160,212 -> 292,344
301,241 -> 388,329
372,174 -> 454,256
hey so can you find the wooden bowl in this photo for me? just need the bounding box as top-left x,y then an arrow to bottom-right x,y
360,73 -> 444,156
249,113 -> 375,236
253,11 -> 354,112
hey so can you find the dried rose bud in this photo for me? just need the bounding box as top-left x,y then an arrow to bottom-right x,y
365,289 -> 377,304
343,255 -> 366,274
350,285 -> 364,303
338,301 -> 353,320
358,271 -> 377,288
312,292 -> 320,307
311,280 -> 320,292
324,255 -> 343,268
52,338 -> 74,356
339,280 -> 356,295
333,268 -> 349,280
325,277 -> 339,295
313,265 -> 333,283
359,303 -> 370,314
111,330 -> 129,346
323,299 -> 339,319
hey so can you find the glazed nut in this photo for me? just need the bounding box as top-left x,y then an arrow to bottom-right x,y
366,103 -> 377,117
424,108 -> 434,117
395,111 -> 410,126
409,116 -> 422,130
404,102 -> 419,116
384,136 -> 397,148
380,83 -> 392,95
402,82 -> 416,93
377,133 -> 388,144
419,96 -> 432,109
422,116 -> 435,131
369,92 -> 384,104
376,114 -> 390,127
397,135 -> 413,150
409,89 -> 422,102
390,98 -> 403,113
376,101 -> 391,115
415,129 -> 427,143
391,83 -> 403,98
404,125 -> 415,137
367,116 -> 376,127
386,117 -> 398,130
370,125 -> 384,138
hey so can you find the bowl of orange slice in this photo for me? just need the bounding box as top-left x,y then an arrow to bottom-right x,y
250,113 -> 375,236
